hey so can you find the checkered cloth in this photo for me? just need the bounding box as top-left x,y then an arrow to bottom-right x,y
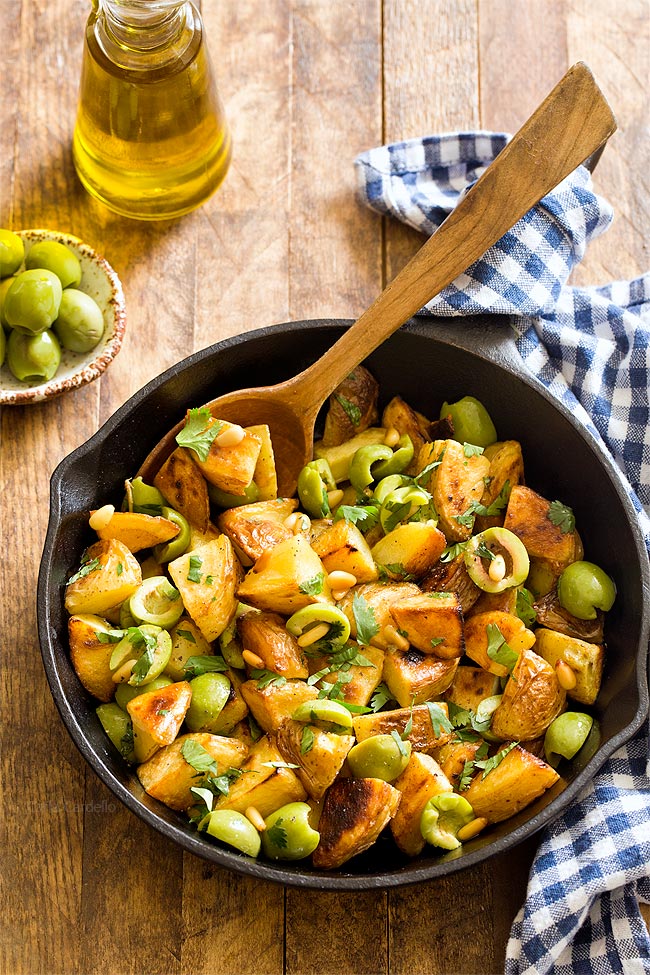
355,133 -> 650,975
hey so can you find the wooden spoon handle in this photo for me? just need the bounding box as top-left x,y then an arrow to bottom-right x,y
285,61 -> 616,416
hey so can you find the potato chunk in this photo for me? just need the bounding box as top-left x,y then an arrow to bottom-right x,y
390,752 -> 453,855
474,440 -> 524,532
338,581 -> 420,650
464,610 -> 536,677
307,645 -> 384,707
168,535 -> 240,642
276,719 -> 354,799
383,649 -> 459,707
238,611 -> 308,679
127,681 -> 192,763
137,732 -> 248,811
93,510 -> 180,553
389,591 -> 464,658
237,534 -> 332,614
421,553 -> 481,615
65,539 -> 142,617
218,498 -> 298,563
154,446 -> 210,531
245,424 -> 278,500
490,646 -> 565,741
322,366 -> 379,446
240,678 -> 319,733
462,744 -> 560,823
371,522 -> 447,579
191,419 -> 262,496
534,627 -> 605,705
311,518 -> 378,583
503,485 -> 582,571
214,735 -> 307,816
381,396 -> 433,474
312,777 -> 401,869
445,666 -> 501,713
418,439 -> 490,542
68,614 -> 119,702
353,703 -> 454,752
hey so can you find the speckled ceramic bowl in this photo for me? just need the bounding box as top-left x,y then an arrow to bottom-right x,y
0,229 -> 126,405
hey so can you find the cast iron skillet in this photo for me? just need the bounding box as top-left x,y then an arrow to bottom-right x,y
38,316 -> 650,890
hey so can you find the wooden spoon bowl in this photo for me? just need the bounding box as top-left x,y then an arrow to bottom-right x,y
139,62 -> 616,494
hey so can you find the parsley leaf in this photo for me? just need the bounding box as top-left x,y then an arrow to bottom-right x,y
183,655 -> 229,678
463,443 -> 484,457
335,393 -> 362,427
458,760 -> 475,792
119,724 -> 134,760
175,407 -> 222,462
377,562 -> 417,582
475,741 -> 519,779
352,592 -> 379,646
413,460 -> 442,488
299,572 -> 324,596
67,556 -> 101,584
252,668 -> 288,690
187,555 -> 203,583
334,503 -> 380,532
176,628 -> 197,644
381,499 -> 414,533
426,701 -> 454,736
430,636 -> 444,649
440,541 -> 468,563
486,623 -> 519,671
370,682 -> 393,712
300,726 -> 315,755
96,629 -> 124,644
516,588 -> 537,627
391,728 -> 410,758
266,819 -> 288,849
181,739 -> 219,775
548,500 -> 576,534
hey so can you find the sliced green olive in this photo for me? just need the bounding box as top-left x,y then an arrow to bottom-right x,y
373,473 -> 412,504
379,485 -> 433,532
128,575 -> 184,629
152,507 -> 191,563
285,604 -> 350,645
372,435 -> 414,479
420,793 -> 475,850
297,459 -> 336,518
346,733 -> 411,781
261,802 -> 320,860
440,395 -> 497,447
349,444 -> 395,493
475,694 -> 503,743
202,809 -> 261,857
208,481 -> 260,509
464,527 -> 529,593
291,698 -> 353,732
125,476 -> 166,515
185,672 -> 232,732
109,624 -> 172,687
544,712 -> 594,768
95,702 -> 135,763
218,612 -> 246,669
557,561 -> 616,620
114,674 -> 173,711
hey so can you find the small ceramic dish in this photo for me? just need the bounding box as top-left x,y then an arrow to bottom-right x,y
0,229 -> 126,405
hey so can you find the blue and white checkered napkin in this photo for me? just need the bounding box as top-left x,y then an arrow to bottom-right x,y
355,133 -> 650,974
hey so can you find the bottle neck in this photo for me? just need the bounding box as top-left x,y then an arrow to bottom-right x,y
92,0 -> 198,69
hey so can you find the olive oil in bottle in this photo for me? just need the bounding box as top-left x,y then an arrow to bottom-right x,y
73,0 -> 231,220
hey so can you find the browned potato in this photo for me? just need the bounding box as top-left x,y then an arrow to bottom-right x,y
464,610 -> 536,677
533,589 -> 605,644
534,627 -> 605,705
418,439 -> 490,542
353,703 -> 454,752
276,719 -> 354,799
421,553 -> 482,614
430,739 -> 484,792
490,646 -> 565,741
383,648 -> 459,707
445,666 -> 501,713
191,419 -> 262,496
154,446 -> 210,532
137,732 -> 249,811
463,744 -> 560,823
240,678 -> 319,733
314,427 -> 387,483
168,535 -> 241,642
237,534 -> 332,614
503,485 -> 582,571
307,644 -> 384,707
338,581 -> 420,650
389,591 -> 464,658
245,424 -> 278,500
214,735 -> 307,815
474,440 -> 524,532
218,498 -> 299,563
127,681 -> 192,763
390,752 -> 453,855
371,522 -> 447,579
238,610 -> 308,679
64,538 -> 142,617
93,510 -> 180,553
68,614 -> 119,702
467,585 -> 519,618
321,365 -> 380,446
312,777 -> 401,869
381,396 -> 432,474
311,518 -> 378,583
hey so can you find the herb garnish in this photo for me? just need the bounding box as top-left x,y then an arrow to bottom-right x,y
183,655 -> 229,678
187,555 -> 203,583
299,572 -> 324,596
486,623 -> 519,671
548,500 -> 575,534
175,407 -> 222,462
351,592 -> 379,646
335,394 -> 362,427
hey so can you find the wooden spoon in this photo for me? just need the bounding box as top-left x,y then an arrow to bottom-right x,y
140,62 -> 615,495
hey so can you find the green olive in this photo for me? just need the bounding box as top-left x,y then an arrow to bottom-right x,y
475,694 -> 503,743
464,527 -> 530,593
185,672 -> 232,732
126,476 -> 166,515
372,435 -> 414,480
0,276 -> 16,326
349,444 -> 394,493
202,810 -> 261,857
208,481 -> 260,509
119,599 -> 137,628
297,459 -> 336,518
6,328 -> 61,383
346,733 -> 411,781
218,614 -> 246,669
0,229 -> 24,277
3,268 -> 62,333
114,674 -> 173,711
544,712 -> 594,768
285,603 -> 350,645
95,702 -> 135,762
420,793 -> 475,850
53,289 -> 104,353
441,395 -> 497,448
129,576 -> 184,629
261,802 -> 320,860
0,324 -> 5,368
291,698 -> 354,732
379,485 -> 432,532
166,619 -> 213,681
373,473 -> 412,504
153,508 -> 191,563
109,625 -> 172,686
557,561 -> 616,620
25,239 -> 82,288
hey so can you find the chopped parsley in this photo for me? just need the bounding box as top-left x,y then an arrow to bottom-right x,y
474,740 -> 519,779
351,592 -> 379,646
300,726 -> 315,755
266,819 -> 288,849
463,443 -> 485,457
548,500 -> 576,534
516,588 -> 537,627
299,572 -> 324,596
176,628 -> 197,644
335,393 -> 362,427
334,503 -> 380,532
182,738 -> 219,775
377,563 -> 417,582
426,701 -> 454,736
187,555 -> 203,583
430,636 -> 444,649
369,682 -> 393,712
486,623 -> 519,671
183,655 -> 229,678
440,541 -> 468,563
175,407 -> 222,462
252,669 -> 287,690
67,556 -> 101,584
391,728 -> 410,758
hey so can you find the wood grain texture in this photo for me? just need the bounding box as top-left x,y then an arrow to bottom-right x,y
1,0 -> 648,972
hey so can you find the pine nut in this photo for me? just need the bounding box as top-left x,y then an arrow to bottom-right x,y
242,648 -> 266,670
245,805 -> 267,832
297,622 -> 331,647
327,489 -> 344,509
327,570 -> 357,591
284,512 -> 311,534
488,554 -> 506,582
457,817 -> 488,843
331,590 -> 348,601
215,423 -> 245,448
382,624 -> 410,651
111,659 -> 137,683
384,427 -> 401,448
556,660 -> 577,691
89,504 -> 115,531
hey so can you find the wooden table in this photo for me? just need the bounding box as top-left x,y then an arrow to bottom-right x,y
1,2 -> 648,972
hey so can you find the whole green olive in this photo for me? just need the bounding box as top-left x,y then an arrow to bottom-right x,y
25,239 -> 82,289
440,395 -> 497,448
0,229 -> 24,277
128,576 -> 184,629
6,328 -> 61,383
346,733 -> 411,781
95,702 -> 135,762
261,802 -> 320,860
153,507 -> 191,563
0,324 -> 5,368
557,561 -> 616,620
544,712 -> 595,768
0,276 -> 16,326
115,674 -> 173,711
53,289 -> 104,353
203,809 -> 261,857
185,672 -> 232,732
4,268 -> 63,334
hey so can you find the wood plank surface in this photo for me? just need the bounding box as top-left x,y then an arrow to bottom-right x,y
0,1 -> 648,973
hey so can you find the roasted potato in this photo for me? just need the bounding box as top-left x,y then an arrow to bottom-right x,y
390,752 -> 453,855
371,522 -> 447,579
312,777 -> 401,869
490,646 -> 565,741
534,627 -> 605,705
321,365 -> 379,446
237,534 -> 332,614
65,538 -> 142,617
276,719 -> 354,799
338,581 -> 420,650
311,518 -> 378,583
463,744 -> 560,823
418,439 -> 490,542
168,535 -> 241,642
218,498 -> 299,563
68,613 -> 120,702
238,610 -> 308,679
154,446 -> 210,532
389,591 -> 464,658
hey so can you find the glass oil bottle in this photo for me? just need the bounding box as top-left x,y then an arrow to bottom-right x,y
73,0 -> 231,220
